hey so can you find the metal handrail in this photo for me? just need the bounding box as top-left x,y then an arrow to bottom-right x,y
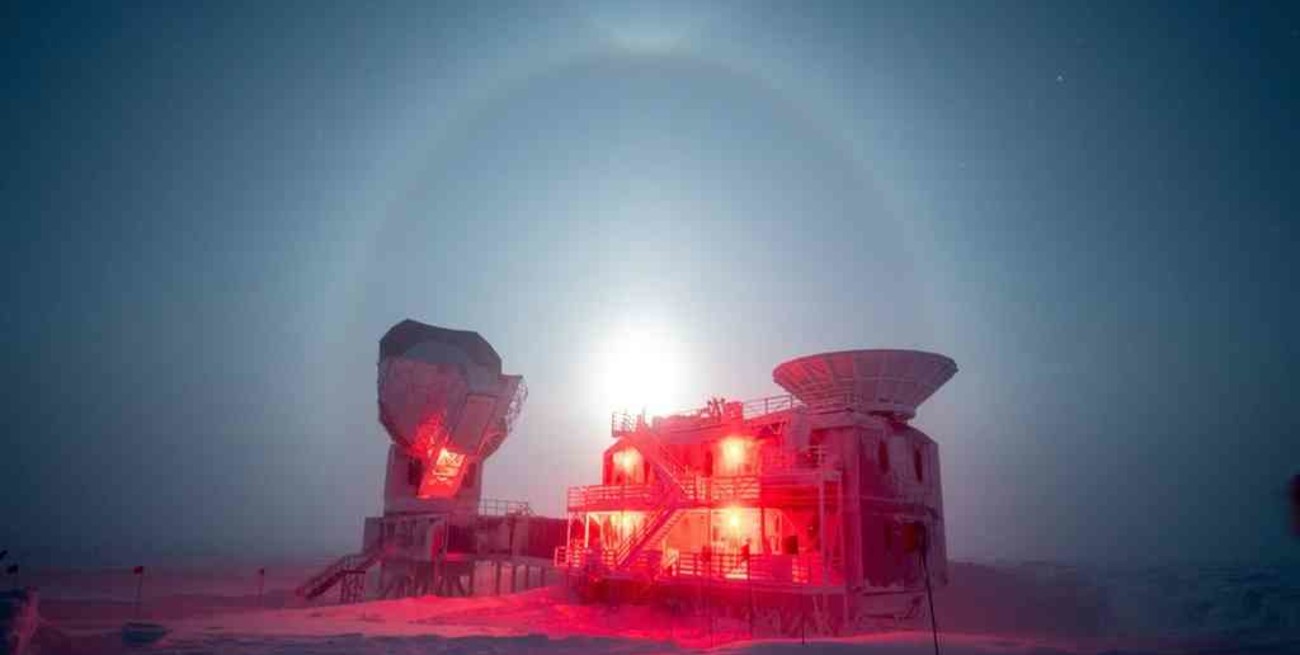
740,394 -> 802,418
477,498 -> 533,516
695,475 -> 761,503
613,506 -> 682,565
609,394 -> 809,437
611,389 -> 906,435
568,445 -> 832,512
672,551 -> 837,585
566,483 -> 659,511
562,549 -> 840,586
295,541 -> 385,599
555,543 -> 617,570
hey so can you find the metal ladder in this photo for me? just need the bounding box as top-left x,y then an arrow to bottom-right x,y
295,541 -> 384,601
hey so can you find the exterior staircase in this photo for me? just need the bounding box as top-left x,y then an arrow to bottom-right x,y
614,505 -> 684,566
611,428 -> 698,568
620,430 -> 696,499
295,541 -> 385,601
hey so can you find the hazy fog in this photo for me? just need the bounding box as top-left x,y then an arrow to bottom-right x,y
2,1 -> 1297,568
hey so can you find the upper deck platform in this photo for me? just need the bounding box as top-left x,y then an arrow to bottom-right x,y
610,394 -> 802,439
566,445 -> 840,512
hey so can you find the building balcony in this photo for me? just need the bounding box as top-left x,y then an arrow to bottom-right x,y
669,551 -> 839,587
566,483 -> 661,511
555,544 -> 841,588
567,476 -> 764,511
567,469 -> 843,512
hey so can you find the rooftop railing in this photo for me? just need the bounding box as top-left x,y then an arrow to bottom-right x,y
611,394 -> 803,436
477,498 -> 534,516
611,390 -> 894,439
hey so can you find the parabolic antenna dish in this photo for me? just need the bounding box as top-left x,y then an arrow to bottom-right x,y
377,320 -> 525,493
772,349 -> 956,420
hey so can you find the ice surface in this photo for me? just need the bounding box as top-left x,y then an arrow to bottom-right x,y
19,560 -> 1300,654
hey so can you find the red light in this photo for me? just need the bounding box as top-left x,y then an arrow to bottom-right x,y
417,447 -> 467,498
613,448 -> 641,475
618,512 -> 644,531
410,413 -> 449,456
723,507 -> 744,533
607,511 -> 645,542
719,436 -> 749,473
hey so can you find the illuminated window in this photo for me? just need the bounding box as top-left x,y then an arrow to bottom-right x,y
611,448 -> 643,484
723,507 -> 744,533
417,447 -> 467,498
718,436 -> 752,476
616,448 -> 641,475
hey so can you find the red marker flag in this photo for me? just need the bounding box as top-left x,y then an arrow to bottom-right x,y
132,565 -> 146,618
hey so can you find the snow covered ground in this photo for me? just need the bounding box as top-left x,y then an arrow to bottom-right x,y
18,560 -> 1300,654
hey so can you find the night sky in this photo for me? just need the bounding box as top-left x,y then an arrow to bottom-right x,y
3,1 -> 1297,568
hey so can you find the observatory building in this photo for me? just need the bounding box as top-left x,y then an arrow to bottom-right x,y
372,320 -> 524,513
298,320 -> 563,602
297,324 -> 958,635
556,349 -> 957,633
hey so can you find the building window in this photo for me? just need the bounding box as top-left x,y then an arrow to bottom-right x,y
913,448 -> 924,482
717,436 -> 754,476
611,448 -> 644,484
407,458 -> 423,488
877,440 -> 890,473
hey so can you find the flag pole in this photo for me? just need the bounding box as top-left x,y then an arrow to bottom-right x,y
133,566 -> 145,619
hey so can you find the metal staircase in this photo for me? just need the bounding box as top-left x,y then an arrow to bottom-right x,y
614,505 -> 684,566
620,430 -> 696,498
295,541 -> 384,601
608,426 -> 701,570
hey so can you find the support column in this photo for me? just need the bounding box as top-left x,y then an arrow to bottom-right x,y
819,467 -> 827,584
839,469 -> 850,625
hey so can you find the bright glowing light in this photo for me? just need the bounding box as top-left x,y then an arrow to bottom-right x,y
592,324 -> 688,417
720,436 -> 749,472
721,507 -> 757,537
614,448 -> 642,475
613,511 -> 645,538
418,447 -> 467,499
724,508 -> 743,532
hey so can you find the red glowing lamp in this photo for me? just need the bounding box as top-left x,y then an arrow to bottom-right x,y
718,436 -> 752,475
417,447 -> 468,498
613,448 -> 642,475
